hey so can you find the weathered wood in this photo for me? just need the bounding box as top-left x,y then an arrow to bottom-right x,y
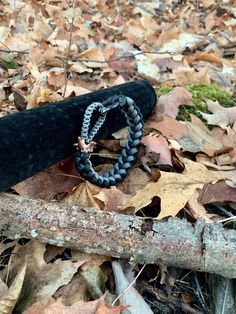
0,193 -> 235,278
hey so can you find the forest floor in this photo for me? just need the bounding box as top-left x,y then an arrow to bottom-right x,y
0,0 -> 236,313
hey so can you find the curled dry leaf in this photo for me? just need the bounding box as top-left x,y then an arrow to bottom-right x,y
0,262 -> 27,314
186,191 -> 214,222
141,133 -> 172,166
0,240 -> 16,255
159,33 -> 204,53
78,47 -> 107,68
196,154 -> 235,170
124,158 -> 223,219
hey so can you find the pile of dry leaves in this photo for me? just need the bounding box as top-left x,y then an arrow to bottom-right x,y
0,0 -> 236,313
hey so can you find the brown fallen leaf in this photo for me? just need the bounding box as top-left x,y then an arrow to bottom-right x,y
13,157 -> 82,200
78,47 -> 107,68
198,180 -> 236,204
220,169 -> 236,188
47,69 -> 65,88
215,152 -> 236,166
177,121 -> 223,156
117,167 -> 150,195
185,52 -> 223,66
25,294 -> 125,314
3,241 -> 84,312
63,181 -> 103,209
141,133 -> 172,166
196,154 -> 235,171
211,126 -> 236,150
96,302 -> 128,314
60,84 -> 91,98
198,99 -> 236,129
135,54 -> 161,83
156,87 -> 193,118
124,158 -> 223,219
94,186 -> 131,212
170,65 -> 211,86
147,116 -> 187,140
186,191 -> 214,222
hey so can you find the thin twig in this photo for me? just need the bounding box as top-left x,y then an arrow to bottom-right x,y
194,273 -> 209,311
0,48 -> 29,54
112,263 -> 146,306
221,278 -> 229,314
218,216 -> 236,223
0,40 -> 28,54
62,0 -> 75,99
70,50 -> 181,64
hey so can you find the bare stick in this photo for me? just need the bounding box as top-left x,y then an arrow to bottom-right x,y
0,192 -> 236,278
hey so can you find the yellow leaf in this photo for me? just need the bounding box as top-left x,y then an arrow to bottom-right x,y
124,158 -> 223,219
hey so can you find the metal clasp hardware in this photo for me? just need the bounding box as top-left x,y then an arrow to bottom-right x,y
73,137 -> 96,152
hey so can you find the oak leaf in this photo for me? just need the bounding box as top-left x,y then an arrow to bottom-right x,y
124,158 -> 223,219
198,100 -> 236,129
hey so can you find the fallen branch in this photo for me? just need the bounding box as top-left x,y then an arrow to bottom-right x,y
0,193 -> 235,278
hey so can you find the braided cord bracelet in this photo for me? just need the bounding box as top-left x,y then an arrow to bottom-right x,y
73,95 -> 143,187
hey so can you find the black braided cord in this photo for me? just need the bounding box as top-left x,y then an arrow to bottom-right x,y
74,95 -> 143,187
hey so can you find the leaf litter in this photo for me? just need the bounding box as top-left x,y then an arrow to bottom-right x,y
1,0 -> 236,313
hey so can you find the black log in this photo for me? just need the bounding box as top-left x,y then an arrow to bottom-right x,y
0,80 -> 156,191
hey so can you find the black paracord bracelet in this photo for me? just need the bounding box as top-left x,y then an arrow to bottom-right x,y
73,95 -> 143,187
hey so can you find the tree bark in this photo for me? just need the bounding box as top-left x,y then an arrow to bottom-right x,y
0,193 -> 235,278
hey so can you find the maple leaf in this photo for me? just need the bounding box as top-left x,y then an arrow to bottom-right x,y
63,181 -> 103,209
124,158 -> 223,219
